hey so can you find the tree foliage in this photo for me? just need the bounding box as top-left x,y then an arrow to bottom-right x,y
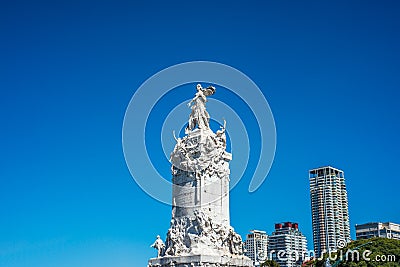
302,259 -> 316,267
261,259 -> 280,267
315,237 -> 400,267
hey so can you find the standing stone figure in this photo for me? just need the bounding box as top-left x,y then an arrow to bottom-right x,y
151,235 -> 165,257
186,84 -> 215,131
230,231 -> 244,255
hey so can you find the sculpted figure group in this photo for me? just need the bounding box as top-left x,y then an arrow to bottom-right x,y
152,209 -> 244,258
170,120 -> 230,179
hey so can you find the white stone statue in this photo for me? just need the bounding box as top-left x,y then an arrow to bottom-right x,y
215,120 -> 227,148
230,231 -> 243,255
151,235 -> 165,257
186,84 -> 215,132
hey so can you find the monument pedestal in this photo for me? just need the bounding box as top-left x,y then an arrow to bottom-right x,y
148,254 -> 253,267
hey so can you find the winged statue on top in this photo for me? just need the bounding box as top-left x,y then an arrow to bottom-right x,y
186,84 -> 216,132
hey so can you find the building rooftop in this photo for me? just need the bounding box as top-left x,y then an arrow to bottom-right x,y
249,230 -> 267,234
309,165 -> 343,172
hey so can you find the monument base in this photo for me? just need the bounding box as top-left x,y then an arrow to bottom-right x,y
148,254 -> 253,267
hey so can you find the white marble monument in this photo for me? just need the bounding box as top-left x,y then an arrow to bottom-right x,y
148,84 -> 253,267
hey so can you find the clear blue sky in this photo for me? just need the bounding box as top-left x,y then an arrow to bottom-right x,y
1,1 -> 399,266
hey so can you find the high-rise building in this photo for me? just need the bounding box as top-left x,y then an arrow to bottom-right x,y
356,222 -> 400,240
244,230 -> 268,266
268,222 -> 308,267
309,166 -> 351,257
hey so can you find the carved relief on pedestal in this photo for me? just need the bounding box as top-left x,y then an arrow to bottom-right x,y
162,209 -> 243,257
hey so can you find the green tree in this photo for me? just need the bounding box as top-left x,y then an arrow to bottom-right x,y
302,259 -> 316,267
315,237 -> 400,267
261,259 -> 280,267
